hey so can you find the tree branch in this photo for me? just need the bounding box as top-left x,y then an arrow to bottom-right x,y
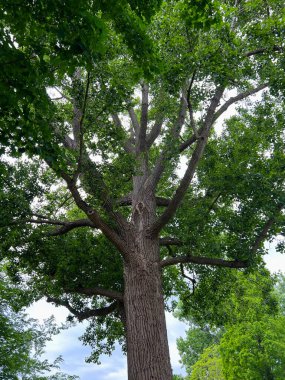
138,83 -> 149,152
149,93 -> 188,188
159,237 -> 183,246
146,115 -> 164,148
63,177 -> 128,256
46,219 -> 95,236
46,297 -> 118,322
214,83 -> 268,121
252,204 -> 284,253
185,71 -> 199,138
112,114 -> 135,153
160,255 -> 248,269
245,45 -> 282,57
149,87 -> 225,236
128,107 -> 140,137
64,287 -> 123,301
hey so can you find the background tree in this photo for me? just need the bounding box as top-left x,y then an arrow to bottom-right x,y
0,268 -> 78,380
1,0 -> 285,379
177,272 -> 285,380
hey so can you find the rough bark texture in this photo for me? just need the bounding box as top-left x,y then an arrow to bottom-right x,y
124,252 -> 172,380
123,161 -> 173,379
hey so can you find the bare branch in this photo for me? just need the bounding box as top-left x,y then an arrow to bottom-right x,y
150,87 -> 225,236
160,255 -> 248,269
46,296 -> 118,321
214,83 -> 268,121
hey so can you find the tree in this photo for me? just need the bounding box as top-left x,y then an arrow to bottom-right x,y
1,0 -> 285,378
177,272 -> 285,379
0,270 -> 78,380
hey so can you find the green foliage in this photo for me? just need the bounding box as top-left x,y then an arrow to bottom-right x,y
220,316 -> 285,380
177,272 -> 285,379
0,271 -> 78,380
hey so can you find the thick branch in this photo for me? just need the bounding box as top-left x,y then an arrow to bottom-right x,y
160,255 -> 248,269
128,107 -> 140,137
150,87 -> 225,236
138,83 -> 149,152
245,45 -> 282,57
63,176 -> 128,256
46,297 -> 118,322
65,287 -> 123,301
112,114 -> 135,153
214,83 -> 268,121
146,115 -> 164,148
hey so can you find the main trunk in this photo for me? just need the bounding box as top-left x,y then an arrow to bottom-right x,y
124,239 -> 172,380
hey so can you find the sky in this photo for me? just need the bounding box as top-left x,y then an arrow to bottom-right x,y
27,246 -> 285,380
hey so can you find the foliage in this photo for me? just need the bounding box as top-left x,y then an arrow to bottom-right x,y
177,272 -> 285,379
0,270 -> 78,380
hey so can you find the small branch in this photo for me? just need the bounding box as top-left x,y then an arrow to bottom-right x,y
5,218 -> 71,227
180,263 -> 196,294
54,87 -> 72,102
47,219 -> 95,236
185,71 -> 199,138
46,297 -> 118,322
159,237 -> 183,246
252,204 -> 283,253
214,83 -> 268,121
73,72 -> 91,181
160,255 -> 248,269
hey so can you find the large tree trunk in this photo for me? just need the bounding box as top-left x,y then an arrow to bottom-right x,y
123,157 -> 172,379
124,262 -> 172,379
124,237 -> 172,380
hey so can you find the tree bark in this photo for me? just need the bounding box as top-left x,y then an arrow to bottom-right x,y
124,164 -> 173,379
124,240 -> 172,380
